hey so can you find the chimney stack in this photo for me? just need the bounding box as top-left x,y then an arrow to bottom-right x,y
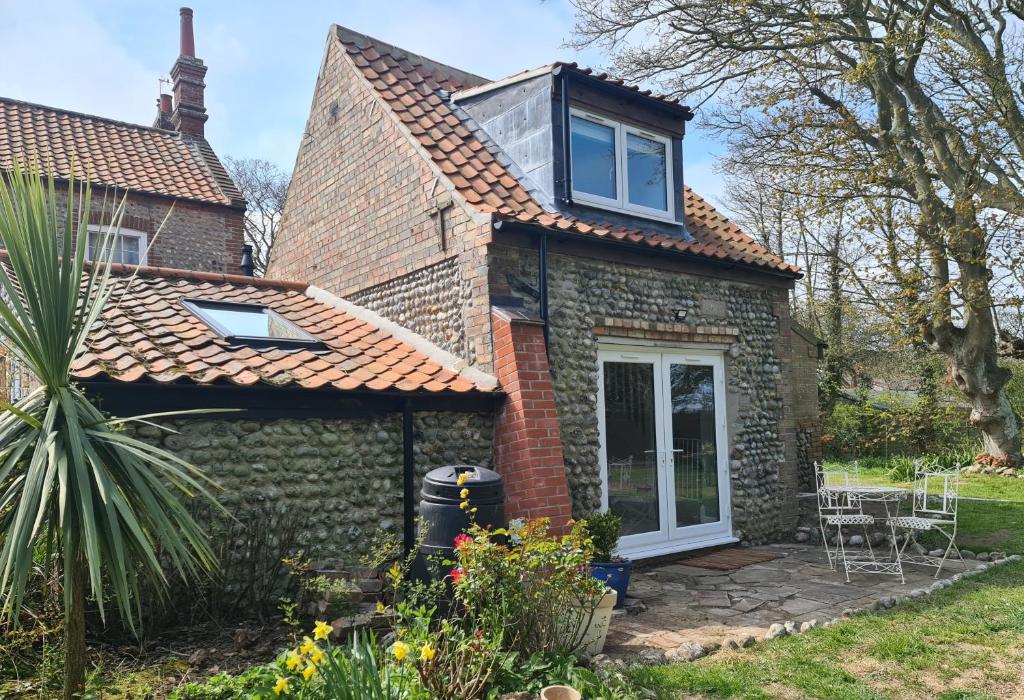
154,93 -> 174,130
179,7 -> 196,57
170,7 -> 208,138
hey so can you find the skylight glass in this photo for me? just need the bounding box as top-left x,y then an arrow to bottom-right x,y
183,299 -> 320,346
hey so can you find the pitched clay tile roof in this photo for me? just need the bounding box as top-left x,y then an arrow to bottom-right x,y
0,96 -> 243,208
334,26 -> 798,276
68,265 -> 495,394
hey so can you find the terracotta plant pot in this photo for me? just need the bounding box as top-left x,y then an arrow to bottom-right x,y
540,685 -> 582,700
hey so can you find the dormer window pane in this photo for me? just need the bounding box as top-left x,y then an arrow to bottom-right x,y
627,133 -> 668,212
570,115 -> 617,200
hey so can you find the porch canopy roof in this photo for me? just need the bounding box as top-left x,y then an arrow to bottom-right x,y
68,263 -> 497,405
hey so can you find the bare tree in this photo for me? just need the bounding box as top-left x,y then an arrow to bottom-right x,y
224,157 -> 290,276
572,0 -> 1024,464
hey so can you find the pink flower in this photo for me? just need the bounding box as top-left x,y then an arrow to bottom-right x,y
450,568 -> 464,584
454,534 -> 472,549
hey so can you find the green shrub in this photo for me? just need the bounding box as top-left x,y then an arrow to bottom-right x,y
822,392 -> 979,459
581,511 -> 622,562
170,664 -> 277,700
887,456 -> 918,482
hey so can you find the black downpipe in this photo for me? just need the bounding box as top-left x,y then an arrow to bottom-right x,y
559,71 -> 573,206
538,232 -> 550,354
402,401 -> 415,557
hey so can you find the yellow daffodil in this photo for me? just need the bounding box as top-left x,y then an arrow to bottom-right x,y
285,652 -> 302,671
375,600 -> 386,614
302,663 -> 317,682
392,641 -> 411,661
460,487 -> 470,499
419,643 -> 437,662
456,472 -> 469,486
310,647 -> 326,666
470,507 -> 478,514
460,501 -> 469,510
273,676 -> 290,695
299,637 -> 317,656
313,620 -> 333,641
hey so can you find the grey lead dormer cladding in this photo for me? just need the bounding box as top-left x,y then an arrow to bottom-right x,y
453,65 -> 693,240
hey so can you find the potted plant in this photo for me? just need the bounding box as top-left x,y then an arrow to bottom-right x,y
582,511 -> 631,608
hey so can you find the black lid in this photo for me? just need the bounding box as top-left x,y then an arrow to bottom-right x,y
421,465 -> 504,504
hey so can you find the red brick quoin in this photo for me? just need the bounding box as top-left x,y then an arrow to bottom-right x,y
491,307 -> 574,530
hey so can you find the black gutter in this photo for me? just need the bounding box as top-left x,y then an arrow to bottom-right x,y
402,400 -> 416,556
78,379 -> 503,418
558,70 -> 573,207
538,231 -> 550,354
493,219 -> 801,282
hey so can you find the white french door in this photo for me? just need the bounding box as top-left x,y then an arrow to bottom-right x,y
596,346 -> 733,558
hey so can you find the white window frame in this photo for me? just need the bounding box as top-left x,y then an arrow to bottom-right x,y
569,108 -> 676,223
85,225 -> 149,266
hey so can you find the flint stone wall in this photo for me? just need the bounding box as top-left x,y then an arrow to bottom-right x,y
348,257 -> 473,362
131,412 -> 494,560
490,244 -> 795,544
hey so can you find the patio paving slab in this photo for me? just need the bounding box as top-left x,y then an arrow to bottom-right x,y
605,544 -> 981,659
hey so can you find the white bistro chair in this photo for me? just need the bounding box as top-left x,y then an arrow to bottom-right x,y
890,463 -> 964,578
814,461 -> 904,584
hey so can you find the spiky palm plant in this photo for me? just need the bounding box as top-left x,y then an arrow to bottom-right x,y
0,164 -> 222,698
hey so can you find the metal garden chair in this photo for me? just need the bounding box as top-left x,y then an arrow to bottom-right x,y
814,461 -> 904,584
890,462 -> 964,578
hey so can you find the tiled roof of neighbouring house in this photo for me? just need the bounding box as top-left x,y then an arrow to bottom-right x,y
0,96 -> 244,208
67,265 -> 496,394
333,26 -> 799,276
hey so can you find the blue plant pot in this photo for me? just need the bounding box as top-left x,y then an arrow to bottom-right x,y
590,559 -> 632,608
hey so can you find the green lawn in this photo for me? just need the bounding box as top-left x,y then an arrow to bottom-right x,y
630,560 -> 1024,699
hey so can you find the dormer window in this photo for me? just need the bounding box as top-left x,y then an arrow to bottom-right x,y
570,108 -> 674,221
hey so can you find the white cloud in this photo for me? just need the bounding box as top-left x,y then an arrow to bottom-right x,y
0,0 -> 159,125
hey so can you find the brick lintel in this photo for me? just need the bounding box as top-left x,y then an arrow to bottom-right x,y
593,317 -> 740,344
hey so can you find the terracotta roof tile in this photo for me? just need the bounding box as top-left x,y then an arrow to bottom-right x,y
0,97 -> 242,207
333,27 -> 798,276
57,263 -> 496,395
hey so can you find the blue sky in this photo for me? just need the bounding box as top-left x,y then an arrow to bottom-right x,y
0,0 -> 728,204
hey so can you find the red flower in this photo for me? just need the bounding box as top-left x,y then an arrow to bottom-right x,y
453,534 -> 472,549
450,568 -> 464,584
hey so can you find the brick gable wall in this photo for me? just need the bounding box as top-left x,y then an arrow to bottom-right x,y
268,37 -> 494,368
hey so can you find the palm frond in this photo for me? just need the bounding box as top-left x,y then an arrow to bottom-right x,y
0,162 -> 223,632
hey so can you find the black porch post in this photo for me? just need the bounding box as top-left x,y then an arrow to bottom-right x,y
402,400 -> 415,556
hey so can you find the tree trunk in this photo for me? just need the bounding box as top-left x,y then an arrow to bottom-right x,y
949,330 -> 1022,464
64,553 -> 86,700
941,254 -> 1022,465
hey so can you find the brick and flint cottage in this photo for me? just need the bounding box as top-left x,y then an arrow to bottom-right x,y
271,26 -> 824,557
1,12 -> 822,561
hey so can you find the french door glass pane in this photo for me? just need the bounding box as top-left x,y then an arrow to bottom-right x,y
668,364 -> 720,527
626,132 -> 668,211
603,361 -> 660,537
571,115 -> 617,200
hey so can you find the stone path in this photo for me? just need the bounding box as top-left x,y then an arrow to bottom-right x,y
604,543 -> 983,660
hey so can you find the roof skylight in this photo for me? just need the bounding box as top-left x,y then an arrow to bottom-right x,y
182,298 -> 322,348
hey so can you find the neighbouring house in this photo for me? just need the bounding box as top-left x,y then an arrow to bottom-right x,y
0,8 -> 246,400
269,26 -> 821,557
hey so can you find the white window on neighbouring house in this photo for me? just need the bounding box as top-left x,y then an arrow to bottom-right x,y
570,108 -> 674,222
85,227 -> 148,266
